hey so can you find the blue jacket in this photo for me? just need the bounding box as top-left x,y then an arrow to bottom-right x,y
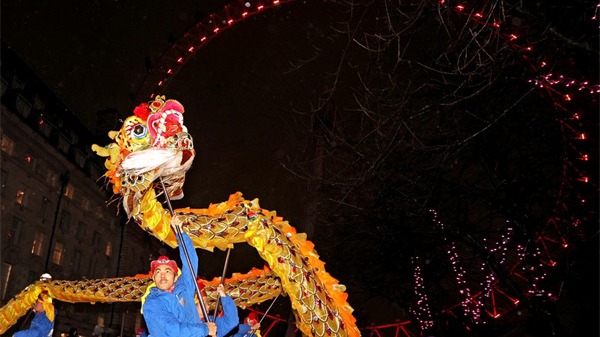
224,324 -> 255,337
143,231 -> 210,337
206,295 -> 239,337
13,311 -> 54,337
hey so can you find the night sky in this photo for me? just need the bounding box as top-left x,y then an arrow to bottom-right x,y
2,1 -> 598,336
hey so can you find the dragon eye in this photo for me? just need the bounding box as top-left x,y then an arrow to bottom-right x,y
133,124 -> 148,139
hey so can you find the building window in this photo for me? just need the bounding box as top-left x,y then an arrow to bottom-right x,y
24,154 -> 36,173
0,77 -> 7,97
16,94 -> 32,118
34,160 -> 46,177
11,75 -> 25,90
59,210 -> 71,231
39,117 -> 52,137
31,231 -> 45,256
27,271 -> 38,284
73,250 -> 82,271
52,242 -> 64,265
89,257 -> 97,277
92,231 -> 100,249
89,163 -> 102,182
105,241 -> 112,257
33,95 -> 45,110
74,149 -> 86,168
41,197 -> 50,222
70,130 -> 79,145
46,170 -> 58,188
7,217 -> 22,245
81,197 -> 90,211
1,134 -> 14,155
1,169 -> 8,191
76,221 -> 86,240
1,263 -> 12,300
16,188 -> 26,206
57,134 -> 70,154
63,184 -> 74,199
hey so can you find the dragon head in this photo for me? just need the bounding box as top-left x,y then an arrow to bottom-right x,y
92,96 -> 195,216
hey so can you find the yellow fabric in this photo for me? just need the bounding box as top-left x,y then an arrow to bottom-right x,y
38,293 -> 54,322
139,281 -> 156,314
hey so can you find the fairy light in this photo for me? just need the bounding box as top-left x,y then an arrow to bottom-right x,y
432,209 -> 482,323
410,256 -> 434,332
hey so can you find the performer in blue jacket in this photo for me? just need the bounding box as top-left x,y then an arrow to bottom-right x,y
13,292 -> 55,337
197,283 -> 240,337
141,216 -> 217,337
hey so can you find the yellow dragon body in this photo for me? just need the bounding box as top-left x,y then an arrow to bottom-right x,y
0,96 -> 359,337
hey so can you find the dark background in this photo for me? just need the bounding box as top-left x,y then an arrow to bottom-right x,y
2,1 -> 598,336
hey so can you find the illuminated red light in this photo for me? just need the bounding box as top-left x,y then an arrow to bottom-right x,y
201,37 -> 207,42
188,46 -> 194,52
242,12 -> 248,16
455,5 -> 464,11
228,19 -> 233,25
167,69 -> 173,74
578,176 -> 589,183
158,81 -> 163,87
177,57 -> 183,63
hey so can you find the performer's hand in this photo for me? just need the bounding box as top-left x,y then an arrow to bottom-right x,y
206,322 -> 217,336
251,322 -> 261,330
171,215 -> 184,230
217,283 -> 226,297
